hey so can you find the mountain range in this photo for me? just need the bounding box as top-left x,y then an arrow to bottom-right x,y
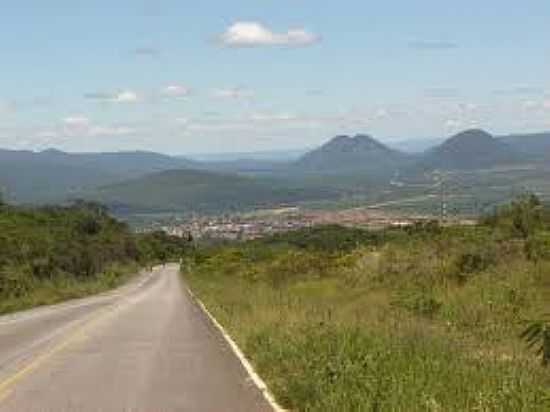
1,129 -> 549,214
500,132 -> 550,159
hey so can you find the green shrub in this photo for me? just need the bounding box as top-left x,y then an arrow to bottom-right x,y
525,234 -> 550,262
393,288 -> 442,318
0,203 -> 187,313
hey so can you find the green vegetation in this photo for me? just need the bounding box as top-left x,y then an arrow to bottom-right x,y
88,169 -> 339,215
0,148 -> 196,203
184,197 -> 550,411
293,134 -> 408,176
0,201 -> 188,314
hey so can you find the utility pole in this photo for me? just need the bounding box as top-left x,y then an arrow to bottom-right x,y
434,171 -> 448,224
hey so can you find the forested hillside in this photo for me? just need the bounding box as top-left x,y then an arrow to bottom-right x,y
87,169 -> 340,214
294,134 -> 409,175
0,149 -> 196,203
0,198 -> 189,313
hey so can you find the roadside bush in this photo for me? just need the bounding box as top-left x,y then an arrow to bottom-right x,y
0,203 -> 187,313
262,225 -> 381,253
0,264 -> 36,298
525,234 -> 550,262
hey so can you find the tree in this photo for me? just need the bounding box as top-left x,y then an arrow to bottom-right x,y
511,194 -> 542,238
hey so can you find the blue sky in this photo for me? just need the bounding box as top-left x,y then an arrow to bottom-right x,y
1,0 -> 549,154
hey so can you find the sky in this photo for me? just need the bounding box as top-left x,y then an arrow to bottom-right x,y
0,0 -> 549,154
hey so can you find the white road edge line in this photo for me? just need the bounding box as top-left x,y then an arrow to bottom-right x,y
184,283 -> 287,412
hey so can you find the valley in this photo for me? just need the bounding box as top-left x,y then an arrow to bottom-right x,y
2,129 -> 549,224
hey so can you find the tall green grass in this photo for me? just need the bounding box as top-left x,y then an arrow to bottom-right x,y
184,218 -> 550,411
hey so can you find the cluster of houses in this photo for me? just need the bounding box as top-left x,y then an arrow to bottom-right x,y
161,214 -> 314,241
148,206 -> 434,241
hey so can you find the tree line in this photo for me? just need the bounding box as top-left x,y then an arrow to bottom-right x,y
0,199 -> 190,306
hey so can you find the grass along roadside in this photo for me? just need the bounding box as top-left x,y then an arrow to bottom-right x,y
0,262 -> 138,315
183,206 -> 550,411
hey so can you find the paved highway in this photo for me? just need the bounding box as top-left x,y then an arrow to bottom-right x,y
0,264 -> 272,411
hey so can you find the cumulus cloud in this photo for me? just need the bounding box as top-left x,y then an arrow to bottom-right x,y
113,91 -> 140,103
493,86 -> 544,96
249,113 -> 299,122
185,121 -> 256,133
161,85 -> 191,98
522,100 -> 540,110
84,90 -> 140,103
520,99 -> 550,111
175,117 -> 190,125
218,22 -> 320,47
212,87 -> 254,100
87,126 -> 136,137
35,130 -> 59,139
59,116 -> 136,138
63,116 -> 91,127
445,119 -> 463,130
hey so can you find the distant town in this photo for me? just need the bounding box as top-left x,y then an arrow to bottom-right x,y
141,206 -> 434,241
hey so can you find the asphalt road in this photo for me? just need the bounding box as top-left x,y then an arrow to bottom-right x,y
0,264 -> 273,411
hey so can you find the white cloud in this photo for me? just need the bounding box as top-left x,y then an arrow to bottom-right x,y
175,117 -> 190,125
212,87 -> 254,100
522,100 -> 540,110
521,99 -> 550,111
84,90 -> 140,103
218,22 -> 320,47
59,116 -> 135,138
162,85 -> 191,98
63,116 -> 91,127
88,126 -> 136,137
249,113 -> 299,122
35,130 -> 59,139
374,109 -> 389,119
186,121 -> 255,133
445,119 -> 462,130
460,103 -> 479,112
113,91 -> 140,103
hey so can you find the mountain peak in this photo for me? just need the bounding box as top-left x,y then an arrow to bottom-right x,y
439,129 -> 500,153
294,133 -> 405,173
445,129 -> 494,144
418,128 -> 522,171
322,134 -> 388,153
41,148 -> 67,155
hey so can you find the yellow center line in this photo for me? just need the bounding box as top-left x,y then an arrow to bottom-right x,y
0,303 -> 118,402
